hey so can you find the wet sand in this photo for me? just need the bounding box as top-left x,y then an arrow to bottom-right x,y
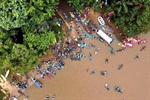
18,33 -> 150,100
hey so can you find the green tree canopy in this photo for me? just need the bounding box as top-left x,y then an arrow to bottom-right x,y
0,0 -> 59,30
0,29 -> 39,73
23,31 -> 56,53
0,0 -> 61,74
107,0 -> 150,37
28,0 -> 59,24
67,0 -> 94,12
0,0 -> 28,30
8,44 -> 39,73
67,0 -> 105,12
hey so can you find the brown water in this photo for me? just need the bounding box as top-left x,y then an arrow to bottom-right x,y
18,33 -> 150,100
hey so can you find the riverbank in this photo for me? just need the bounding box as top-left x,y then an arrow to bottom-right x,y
18,33 -> 150,100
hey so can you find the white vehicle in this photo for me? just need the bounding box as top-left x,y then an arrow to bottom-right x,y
98,16 -> 105,25
97,30 -> 113,44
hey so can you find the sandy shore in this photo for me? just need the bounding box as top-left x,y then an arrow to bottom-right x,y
17,32 -> 150,100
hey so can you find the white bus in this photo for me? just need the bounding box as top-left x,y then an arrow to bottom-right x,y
97,30 -> 113,44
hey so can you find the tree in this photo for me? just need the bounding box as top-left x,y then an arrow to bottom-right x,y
23,24 -> 56,54
0,29 -> 39,74
0,0 -> 59,30
0,29 -> 14,63
67,0 -> 105,12
107,0 -> 150,37
67,0 -> 83,12
0,0 -> 28,30
0,0 -> 61,74
8,44 -> 39,73
91,0 -> 104,13
27,0 -> 59,24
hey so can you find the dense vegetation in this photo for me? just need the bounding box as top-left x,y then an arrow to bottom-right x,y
0,0 -> 150,74
0,0 -> 61,74
106,0 -> 150,37
67,0 -> 150,37
67,0 -> 106,12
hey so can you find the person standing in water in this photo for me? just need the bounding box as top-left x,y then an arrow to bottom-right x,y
105,58 -> 109,64
105,83 -> 110,91
46,95 -> 49,100
89,52 -> 92,61
95,48 -> 100,54
134,54 -> 140,60
118,64 -> 123,70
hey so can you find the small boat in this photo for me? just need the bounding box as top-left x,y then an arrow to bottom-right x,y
0,89 -> 7,94
98,16 -> 105,25
0,77 -> 4,83
45,68 -> 56,75
46,95 -> 49,100
52,95 -> 55,100
114,86 -> 123,93
140,46 -> 146,51
5,70 -> 10,78
90,70 -> 96,75
138,39 -> 147,45
101,71 -> 108,76
1,74 -> 6,82
124,42 -> 133,48
18,90 -> 25,96
12,96 -> 18,100
31,77 -> 42,88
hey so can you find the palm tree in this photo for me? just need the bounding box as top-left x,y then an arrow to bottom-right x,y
106,0 -> 150,37
92,1 -> 103,12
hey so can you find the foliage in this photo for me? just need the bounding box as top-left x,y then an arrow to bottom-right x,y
67,0 -> 83,12
67,0 -> 94,12
0,0 -> 28,30
0,30 -> 14,67
106,0 -> 150,37
8,44 -> 39,73
0,0 -> 61,74
0,30 -> 38,73
91,0 -> 104,13
67,0 -> 106,12
23,29 -> 56,54
28,0 -> 59,24
0,0 -> 59,30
